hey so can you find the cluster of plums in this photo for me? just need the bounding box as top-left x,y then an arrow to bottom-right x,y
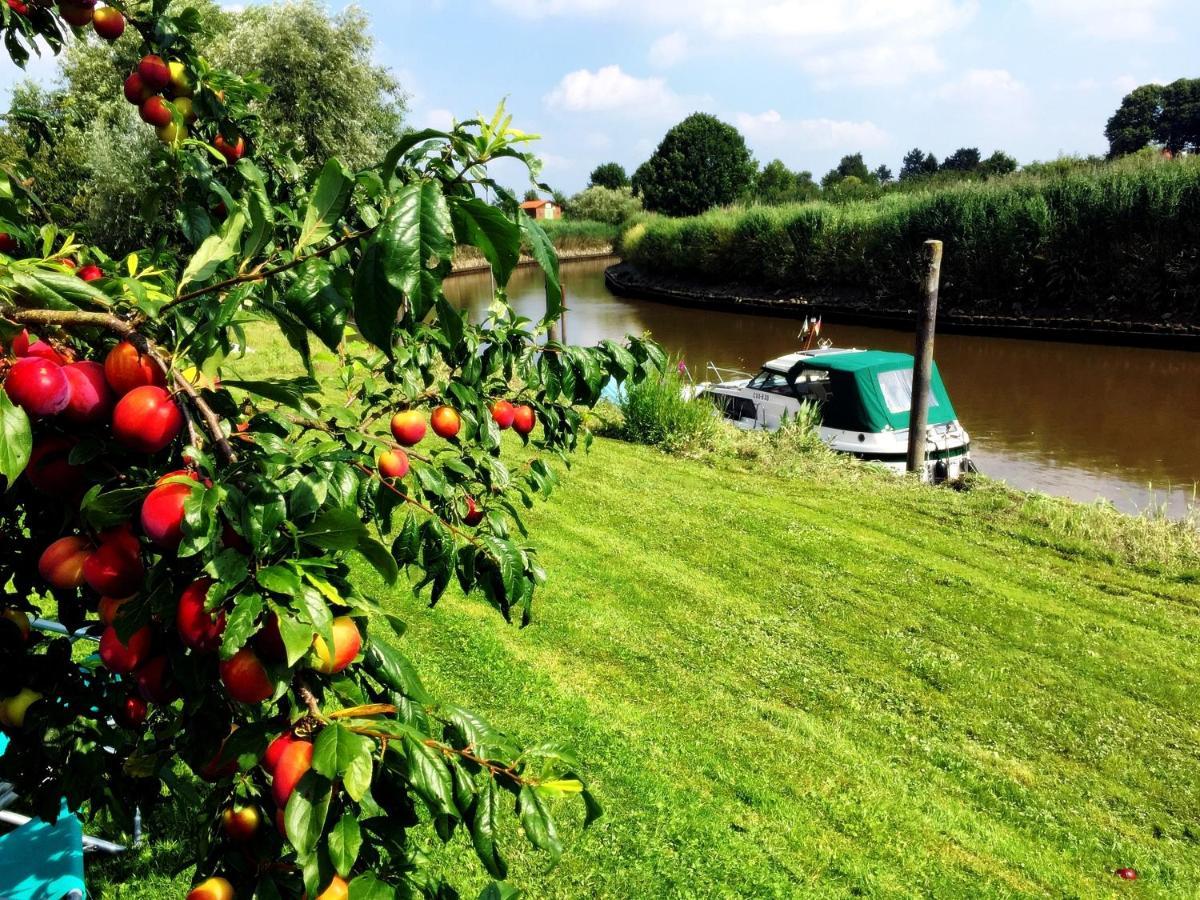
380,400 -> 537,527
122,52 -> 245,162
6,1 -> 126,41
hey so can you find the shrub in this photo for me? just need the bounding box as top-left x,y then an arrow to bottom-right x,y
569,185 -> 643,225
621,362 -> 721,453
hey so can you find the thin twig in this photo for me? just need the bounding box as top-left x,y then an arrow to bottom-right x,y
352,462 -> 481,547
164,227 -> 376,311
294,677 -> 325,720
171,371 -> 238,465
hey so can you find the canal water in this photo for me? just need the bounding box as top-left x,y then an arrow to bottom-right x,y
446,258 -> 1200,518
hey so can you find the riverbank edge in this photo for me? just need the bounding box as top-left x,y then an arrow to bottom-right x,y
605,261 -> 1200,351
450,246 -> 615,277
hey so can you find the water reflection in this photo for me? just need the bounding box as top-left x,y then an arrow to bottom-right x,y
445,259 -> 1200,517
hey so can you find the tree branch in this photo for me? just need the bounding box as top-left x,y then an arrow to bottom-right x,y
2,307 -> 137,336
164,227 -> 377,311
353,462 -> 481,548
1,306 -> 237,465
171,372 -> 238,465
294,677 -> 325,720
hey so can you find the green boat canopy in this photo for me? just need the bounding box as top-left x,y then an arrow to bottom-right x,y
785,350 -> 958,433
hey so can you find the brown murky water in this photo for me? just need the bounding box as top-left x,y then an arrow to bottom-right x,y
446,258 -> 1200,518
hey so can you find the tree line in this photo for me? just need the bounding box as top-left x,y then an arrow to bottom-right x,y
570,113 -> 1022,219
569,74 -> 1196,220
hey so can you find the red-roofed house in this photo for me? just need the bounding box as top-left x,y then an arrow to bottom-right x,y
520,199 -> 562,221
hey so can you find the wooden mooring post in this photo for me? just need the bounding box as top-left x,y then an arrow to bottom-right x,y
906,240 -> 943,477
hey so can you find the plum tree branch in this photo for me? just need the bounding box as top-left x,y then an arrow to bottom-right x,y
164,227 -> 377,311
0,305 -> 238,465
294,677 -> 326,720
352,462 -> 481,548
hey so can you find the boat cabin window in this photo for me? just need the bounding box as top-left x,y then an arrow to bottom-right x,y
878,368 -> 939,414
746,371 -> 793,395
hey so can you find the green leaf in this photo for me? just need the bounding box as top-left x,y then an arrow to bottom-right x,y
238,159 -> 275,261
364,639 -> 430,703
12,270 -> 110,310
519,216 -> 561,322
285,258 -> 348,352
298,158 -> 355,251
312,723 -> 374,782
477,883 -> 519,900
349,873 -> 398,900
517,785 -> 564,863
79,486 -> 145,529
301,507 -> 369,551
275,612 -> 315,667
0,391 -> 32,488
470,778 -> 507,879
356,535 -> 399,584
284,778 -> 331,861
328,812 -> 363,879
223,377 -> 320,417
381,128 -> 451,189
403,735 -> 455,819
353,180 -> 453,352
448,196 -> 521,287
478,536 -> 525,607
391,512 -> 421,566
178,211 -> 245,290
220,592 -> 264,661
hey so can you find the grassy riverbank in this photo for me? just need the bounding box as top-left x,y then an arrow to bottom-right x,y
620,154 -> 1200,325
454,219 -> 617,271
91,332 -> 1200,898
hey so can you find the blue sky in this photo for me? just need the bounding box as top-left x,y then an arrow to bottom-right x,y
5,1 -> 1199,192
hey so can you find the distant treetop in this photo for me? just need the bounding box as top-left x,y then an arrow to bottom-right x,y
589,162 -> 630,190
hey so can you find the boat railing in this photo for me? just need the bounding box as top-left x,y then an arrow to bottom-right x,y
704,362 -> 752,385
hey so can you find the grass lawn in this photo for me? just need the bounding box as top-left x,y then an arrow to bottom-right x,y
89,327 -> 1200,898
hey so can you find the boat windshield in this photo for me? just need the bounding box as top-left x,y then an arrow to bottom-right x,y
877,368 -> 939,414
746,371 -> 793,395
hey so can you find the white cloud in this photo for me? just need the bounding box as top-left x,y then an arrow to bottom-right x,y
420,108 -> 456,130
649,32 -> 689,68
493,0 -> 974,87
801,43 -> 945,87
493,0 -> 973,39
1026,0 -> 1168,40
544,65 -> 682,117
935,68 -> 1029,108
735,110 -> 889,151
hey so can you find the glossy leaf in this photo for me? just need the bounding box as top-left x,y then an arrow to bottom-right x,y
0,391 -> 31,488
298,158 -> 355,251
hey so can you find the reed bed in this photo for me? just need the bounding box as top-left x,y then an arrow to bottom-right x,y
621,155 -> 1200,321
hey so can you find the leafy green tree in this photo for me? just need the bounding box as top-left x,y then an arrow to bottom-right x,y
523,188 -> 541,202
569,185 -> 643,224
632,113 -> 756,217
941,147 -> 982,172
821,152 -> 872,188
753,159 -> 818,205
979,150 -> 1018,177
0,0 -> 406,252
205,0 -> 406,171
588,162 -> 629,190
822,174 -> 878,203
0,5 -> 661,900
899,147 -> 939,180
873,164 -> 893,184
1158,78 -> 1200,154
1106,84 -> 1164,157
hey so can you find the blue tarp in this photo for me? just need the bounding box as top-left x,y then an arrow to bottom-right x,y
0,733 -> 87,899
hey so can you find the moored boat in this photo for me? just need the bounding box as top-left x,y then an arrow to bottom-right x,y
691,347 -> 974,481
